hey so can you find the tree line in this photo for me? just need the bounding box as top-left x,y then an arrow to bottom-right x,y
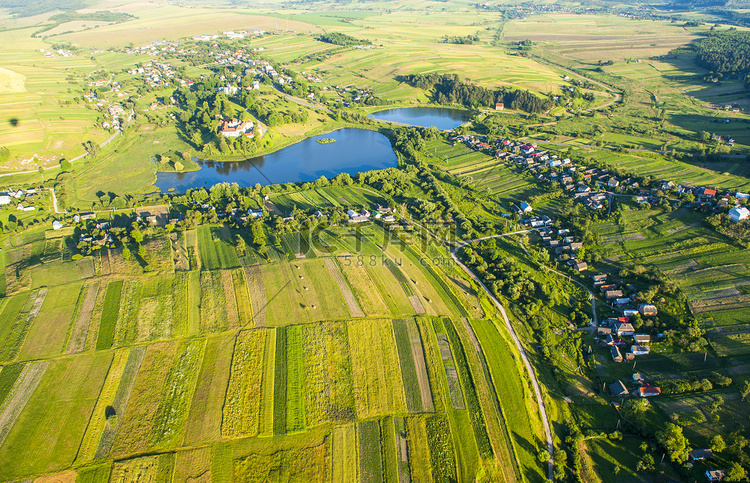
401,73 -> 553,113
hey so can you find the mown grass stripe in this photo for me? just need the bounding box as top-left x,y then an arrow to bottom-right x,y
96,280 -> 122,350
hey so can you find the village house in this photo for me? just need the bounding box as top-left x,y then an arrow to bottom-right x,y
613,321 -> 635,337
633,334 -> 651,344
609,380 -> 629,397
573,261 -> 588,272
705,469 -> 726,482
520,201 -> 532,213
631,345 -> 650,356
611,345 -> 623,363
635,386 -> 661,397
689,449 -> 713,461
729,206 -> 749,223
639,304 -> 658,317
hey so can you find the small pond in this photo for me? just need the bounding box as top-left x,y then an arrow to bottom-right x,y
155,128 -> 397,193
368,107 -> 473,130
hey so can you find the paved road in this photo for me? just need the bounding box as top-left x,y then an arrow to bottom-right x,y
450,248 -> 555,481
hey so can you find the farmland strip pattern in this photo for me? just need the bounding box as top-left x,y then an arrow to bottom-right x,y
95,345 -> 146,459
244,266 -> 267,327
0,361 -> 49,448
325,258 -> 364,318
66,282 -> 100,354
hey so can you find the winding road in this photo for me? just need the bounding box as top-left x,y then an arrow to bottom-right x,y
450,246 -> 555,481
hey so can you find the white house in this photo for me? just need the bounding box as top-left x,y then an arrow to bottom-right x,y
729,206 -> 749,223
52,220 -> 63,230
0,192 -> 10,205
520,202 -> 532,213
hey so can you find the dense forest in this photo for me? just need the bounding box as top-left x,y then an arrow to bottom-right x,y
402,73 -> 553,113
316,32 -> 372,47
695,29 -> 750,74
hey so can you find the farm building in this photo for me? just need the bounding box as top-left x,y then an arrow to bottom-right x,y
633,373 -> 645,383
520,201 -> 532,213
633,334 -> 651,344
605,290 -> 623,300
635,386 -> 661,397
573,262 -> 588,272
729,206 -> 749,223
611,346 -> 623,363
689,449 -> 713,461
613,322 -> 635,337
0,192 -> 10,205
705,469 -> 726,482
631,345 -> 650,356
609,380 -> 628,397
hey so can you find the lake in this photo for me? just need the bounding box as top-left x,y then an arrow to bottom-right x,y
155,128 -> 397,193
369,107 -> 472,130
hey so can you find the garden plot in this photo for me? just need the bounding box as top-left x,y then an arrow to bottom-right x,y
262,259 -> 349,326
286,325 -> 307,433
110,341 -> 179,458
220,270 -> 241,330
231,428 -> 329,482
258,328 -> 277,437
404,417 -> 432,483
303,321 -> 356,427
65,281 -> 99,354
222,329 -> 267,438
393,319 -> 433,413
151,339 -> 205,448
394,416 -> 411,483
359,420 -> 384,483
0,361 -> 49,448
113,279 -> 142,346
95,346 -> 146,459
425,415 -> 458,483
197,225 -> 241,270
337,255 -> 391,317
110,454 -> 173,483
434,332 -> 465,410
325,258 -> 364,318
230,268 -> 254,327
183,332 -> 235,445
200,270 -> 229,334
332,424 -> 358,483
0,287 -> 47,362
136,278 -> 175,341
173,447 -> 211,482
0,352 -> 110,479
20,282 -> 82,360
348,319 -> 407,419
78,348 -> 131,462
96,280 -> 122,350
245,265 -> 267,327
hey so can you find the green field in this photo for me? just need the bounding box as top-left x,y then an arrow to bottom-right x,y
2,1 -> 749,481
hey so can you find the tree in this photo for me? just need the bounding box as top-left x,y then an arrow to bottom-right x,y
131,229 -> 144,244
122,247 -> 131,260
656,423 -> 690,463
234,234 -> 246,252
711,434 -> 726,453
60,159 -> 72,171
727,462 -> 747,482
741,380 -> 750,401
